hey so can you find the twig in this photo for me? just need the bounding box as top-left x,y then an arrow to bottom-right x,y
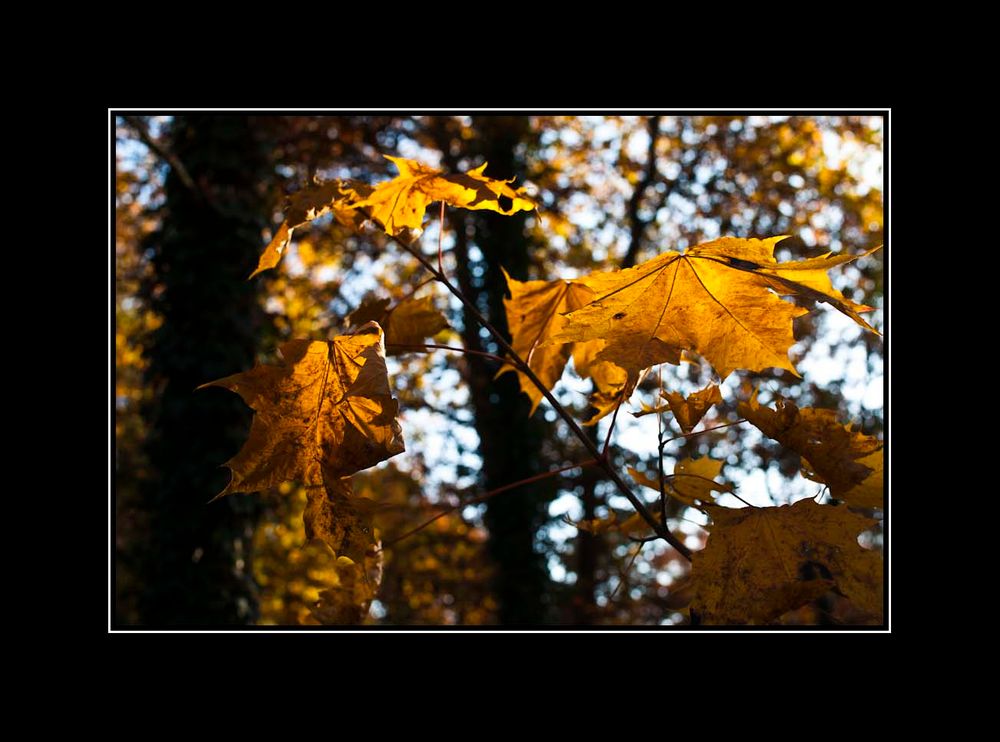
382,459 -> 597,547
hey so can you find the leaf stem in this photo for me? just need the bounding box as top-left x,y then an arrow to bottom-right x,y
659,418 -> 748,451
364,208 -> 692,560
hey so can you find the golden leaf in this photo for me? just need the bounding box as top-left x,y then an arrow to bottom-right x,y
348,294 -> 450,353
251,179 -> 371,278
690,499 -> 883,625
353,156 -> 535,237
199,322 -> 405,496
548,237 -> 881,378
739,395 -> 883,508
662,383 -> 723,433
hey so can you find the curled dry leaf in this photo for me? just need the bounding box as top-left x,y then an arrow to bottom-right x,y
738,394 -> 883,509
662,383 -> 723,433
199,322 -> 404,496
303,476 -> 378,563
251,179 -> 372,277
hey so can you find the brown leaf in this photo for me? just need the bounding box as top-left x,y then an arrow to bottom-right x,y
251,179 -> 371,277
739,394 -> 883,508
199,322 -> 405,496
303,477 -> 377,563
353,156 -> 536,237
690,499 -> 883,625
548,237 -> 881,378
662,383 -> 722,433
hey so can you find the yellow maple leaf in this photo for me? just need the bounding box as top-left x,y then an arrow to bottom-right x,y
353,156 -> 536,237
662,383 -> 723,433
739,394 -> 883,509
498,271 -> 618,416
251,179 -> 371,278
348,294 -> 450,353
690,499 -> 883,625
548,237 -> 881,378
199,322 -> 405,496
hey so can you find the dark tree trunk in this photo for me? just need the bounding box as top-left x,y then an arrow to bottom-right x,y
442,116 -> 555,625
135,116 -> 271,625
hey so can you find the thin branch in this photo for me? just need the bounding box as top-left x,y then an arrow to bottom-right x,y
659,418 -> 748,451
361,211 -> 692,560
386,343 -> 507,364
382,459 -> 597,548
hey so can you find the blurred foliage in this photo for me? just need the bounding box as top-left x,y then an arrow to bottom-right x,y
115,114 -> 882,626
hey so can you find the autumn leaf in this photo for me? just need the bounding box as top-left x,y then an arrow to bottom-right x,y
199,322 -> 405,496
303,477 -> 377,563
353,156 -> 536,237
572,338 -> 633,426
690,499 -> 883,625
738,394 -> 883,508
548,237 -> 881,378
348,294 -> 450,353
251,179 -> 371,278
662,383 -> 722,433
629,457 -> 734,508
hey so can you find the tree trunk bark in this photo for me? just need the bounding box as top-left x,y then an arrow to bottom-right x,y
135,115 -> 271,626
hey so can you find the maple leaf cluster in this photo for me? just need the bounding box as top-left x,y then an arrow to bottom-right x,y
201,155 -> 884,626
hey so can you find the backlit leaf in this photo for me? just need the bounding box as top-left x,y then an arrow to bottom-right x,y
549,237 -> 881,378
353,156 -> 535,237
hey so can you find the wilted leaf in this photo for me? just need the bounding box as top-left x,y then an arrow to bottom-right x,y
303,477 -> 377,563
251,179 -> 371,278
549,237 -> 881,378
572,334 -> 632,426
630,457 -> 734,508
199,322 -> 405,496
353,156 -> 535,237
663,383 -> 723,433
690,499 -> 883,625
739,394 -> 883,508
349,294 -> 450,352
